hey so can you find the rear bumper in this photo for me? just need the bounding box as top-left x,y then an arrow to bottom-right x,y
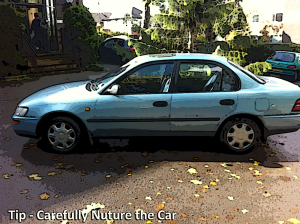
12,115 -> 39,138
267,69 -> 296,76
261,114 -> 300,139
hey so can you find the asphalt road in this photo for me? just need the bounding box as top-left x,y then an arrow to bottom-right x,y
1,69 -> 300,224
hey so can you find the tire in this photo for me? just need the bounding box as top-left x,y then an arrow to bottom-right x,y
220,117 -> 261,154
41,116 -> 83,153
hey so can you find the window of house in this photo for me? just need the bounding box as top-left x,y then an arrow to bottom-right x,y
276,13 -> 283,22
252,15 -> 259,22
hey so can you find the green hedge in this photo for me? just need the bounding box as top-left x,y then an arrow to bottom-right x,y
245,62 -> 272,75
0,3 -> 29,77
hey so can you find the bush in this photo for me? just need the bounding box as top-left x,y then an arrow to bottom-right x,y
0,3 -> 29,77
212,46 -> 247,66
63,5 -> 100,67
195,41 -> 229,53
245,62 -> 271,75
228,35 -> 252,52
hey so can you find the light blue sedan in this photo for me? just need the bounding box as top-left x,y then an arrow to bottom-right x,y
12,53 -> 300,154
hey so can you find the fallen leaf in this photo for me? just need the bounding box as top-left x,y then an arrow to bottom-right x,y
257,181 -> 263,184
253,161 -> 261,166
180,213 -> 189,217
198,217 -> 207,221
199,187 -> 208,193
249,158 -> 254,161
295,176 -> 299,180
26,196 -> 32,200
146,221 -> 152,224
142,152 -> 149,157
167,220 -> 176,223
170,168 -> 175,171
290,209 -> 299,213
3,174 -> 10,179
224,169 -> 231,172
106,219 -> 114,224
249,167 -> 254,170
61,221 -> 69,224
187,168 -> 198,174
221,163 -> 228,167
241,209 -> 248,214
39,193 -> 50,200
278,221 -> 284,224
20,190 -> 29,194
280,176 -> 291,182
227,196 -> 234,200
230,174 -> 236,176
178,180 -> 183,183
226,215 -> 234,220
235,176 -> 241,179
254,170 -> 262,176
263,192 -> 272,197
128,202 -> 132,205
156,204 -> 165,210
288,218 -> 300,224
145,196 -> 152,200
156,192 -> 161,196
210,182 -> 217,186
48,172 -> 57,176
55,195 -> 59,198
258,186 -> 265,189
286,167 -> 291,170
204,165 -> 209,168
15,163 -> 22,167
204,185 -> 210,189
191,180 -> 202,185
218,195 -> 226,199
232,208 -> 239,212
105,175 -> 112,178
144,166 -> 148,169
251,195 -> 257,198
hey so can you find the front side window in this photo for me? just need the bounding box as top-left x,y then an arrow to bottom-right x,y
118,63 -> 174,94
176,62 -> 237,93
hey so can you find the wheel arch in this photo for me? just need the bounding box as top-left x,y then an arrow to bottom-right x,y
215,113 -> 266,141
36,111 -> 89,138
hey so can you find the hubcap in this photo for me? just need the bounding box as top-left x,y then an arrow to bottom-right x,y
48,122 -> 76,150
226,123 -> 254,150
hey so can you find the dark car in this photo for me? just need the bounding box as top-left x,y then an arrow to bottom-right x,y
98,35 -> 137,65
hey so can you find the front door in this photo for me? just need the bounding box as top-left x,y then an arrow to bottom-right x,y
92,62 -> 175,136
170,60 -> 239,134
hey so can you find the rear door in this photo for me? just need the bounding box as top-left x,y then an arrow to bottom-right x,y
170,60 -> 239,134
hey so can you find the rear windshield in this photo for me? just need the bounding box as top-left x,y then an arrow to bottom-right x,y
268,52 -> 295,62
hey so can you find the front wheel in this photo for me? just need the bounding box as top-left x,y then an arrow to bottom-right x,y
220,118 -> 261,154
42,117 -> 83,153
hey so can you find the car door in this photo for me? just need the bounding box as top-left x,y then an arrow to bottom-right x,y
92,61 -> 175,136
170,60 -> 239,134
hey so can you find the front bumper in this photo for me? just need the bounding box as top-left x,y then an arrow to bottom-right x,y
261,114 -> 300,138
12,115 -> 40,138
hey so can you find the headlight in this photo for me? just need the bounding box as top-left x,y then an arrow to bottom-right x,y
15,106 -> 28,117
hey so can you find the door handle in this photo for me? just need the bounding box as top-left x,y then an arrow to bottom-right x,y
153,101 -> 168,107
220,99 -> 235,105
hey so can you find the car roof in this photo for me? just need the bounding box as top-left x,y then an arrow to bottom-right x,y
273,51 -> 297,54
105,35 -> 133,41
131,53 -> 228,64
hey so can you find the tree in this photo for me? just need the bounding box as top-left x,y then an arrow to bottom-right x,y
143,0 -> 166,29
152,0 -> 247,50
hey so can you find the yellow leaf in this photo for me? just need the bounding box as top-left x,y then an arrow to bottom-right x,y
286,167 -> 291,170
221,163 -> 228,167
191,180 -> 202,185
57,163 -> 65,166
170,168 -> 175,171
28,174 -> 39,178
15,163 -> 22,167
128,202 -> 132,205
187,168 -> 198,174
227,196 -> 234,200
145,196 -> 152,200
149,160 -> 154,163
194,194 -> 201,197
34,176 -> 43,180
257,181 -> 263,184
210,182 -> 217,186
106,219 -> 114,224
55,195 -> 59,198
204,185 -> 210,189
61,221 -> 69,224
145,166 -> 148,168
155,204 -> 165,210
253,161 -> 261,166
20,189 -> 29,194
263,192 -> 271,197
48,172 -> 57,176
249,158 -> 254,161
204,165 -> 209,168
105,175 -> 112,178
288,218 -> 300,224
39,193 -> 50,200
249,167 -> 254,170
178,180 -> 183,183
224,169 -> 231,172
278,221 -> 284,224
231,174 -> 236,177
235,176 -> 241,179
258,186 -> 265,189
294,175 -> 298,180
156,192 -> 161,196
241,209 -> 248,214
215,179 -> 219,182
146,221 -> 153,224
3,174 -> 10,179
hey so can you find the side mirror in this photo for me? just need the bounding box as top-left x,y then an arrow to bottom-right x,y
104,84 -> 121,95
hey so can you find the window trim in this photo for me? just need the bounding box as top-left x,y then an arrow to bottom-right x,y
172,60 -> 241,93
101,60 -> 177,95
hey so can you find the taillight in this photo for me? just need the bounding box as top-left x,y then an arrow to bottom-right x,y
130,47 -> 135,53
12,119 -> 20,124
292,99 -> 300,112
288,65 -> 296,69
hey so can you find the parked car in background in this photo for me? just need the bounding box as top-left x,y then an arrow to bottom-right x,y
265,51 -> 300,82
98,35 -> 137,65
12,53 -> 300,154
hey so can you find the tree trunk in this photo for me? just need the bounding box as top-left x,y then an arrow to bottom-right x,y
143,2 -> 150,29
188,18 -> 195,51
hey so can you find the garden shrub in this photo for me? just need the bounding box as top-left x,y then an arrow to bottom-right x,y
245,62 -> 271,75
63,5 -> 100,67
213,45 -> 247,66
0,2 -> 29,77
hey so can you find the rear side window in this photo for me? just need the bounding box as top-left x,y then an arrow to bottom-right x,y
268,52 -> 295,62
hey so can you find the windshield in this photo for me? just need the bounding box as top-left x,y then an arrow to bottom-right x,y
95,65 -> 129,86
228,60 -> 266,84
268,52 -> 295,62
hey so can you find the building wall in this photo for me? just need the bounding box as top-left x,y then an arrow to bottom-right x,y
283,0 -> 300,44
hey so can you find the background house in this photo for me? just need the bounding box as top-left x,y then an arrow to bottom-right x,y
240,0 -> 300,44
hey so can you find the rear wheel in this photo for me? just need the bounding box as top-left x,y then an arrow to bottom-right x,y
42,117 -> 83,153
220,118 -> 261,154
